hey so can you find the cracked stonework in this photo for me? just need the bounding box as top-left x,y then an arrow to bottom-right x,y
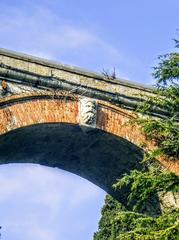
79,97 -> 97,127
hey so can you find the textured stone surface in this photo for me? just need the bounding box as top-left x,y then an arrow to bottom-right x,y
79,97 -> 97,126
0,48 -> 160,116
159,191 -> 179,211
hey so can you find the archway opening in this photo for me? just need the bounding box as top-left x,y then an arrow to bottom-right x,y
0,123 -> 144,202
0,123 -> 147,239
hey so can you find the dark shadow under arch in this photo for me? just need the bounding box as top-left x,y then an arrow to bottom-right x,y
0,123 -> 144,205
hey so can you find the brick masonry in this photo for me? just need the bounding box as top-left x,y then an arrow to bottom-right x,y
0,49 -> 178,212
0,93 -> 178,174
0,95 -> 78,133
0,48 -> 178,177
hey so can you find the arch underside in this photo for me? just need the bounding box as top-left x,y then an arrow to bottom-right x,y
0,123 -> 144,205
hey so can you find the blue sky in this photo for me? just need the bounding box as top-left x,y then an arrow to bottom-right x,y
0,164 -> 105,240
0,0 -> 178,239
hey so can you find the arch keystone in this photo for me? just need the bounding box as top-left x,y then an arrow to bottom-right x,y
79,97 -> 97,127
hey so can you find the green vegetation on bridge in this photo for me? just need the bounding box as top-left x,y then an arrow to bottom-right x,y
94,39 -> 179,239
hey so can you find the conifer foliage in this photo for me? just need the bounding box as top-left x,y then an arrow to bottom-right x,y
94,39 -> 179,240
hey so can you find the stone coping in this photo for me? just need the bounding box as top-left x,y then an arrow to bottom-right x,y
0,48 -> 153,92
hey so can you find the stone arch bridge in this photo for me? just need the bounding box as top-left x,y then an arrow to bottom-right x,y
0,49 -> 178,208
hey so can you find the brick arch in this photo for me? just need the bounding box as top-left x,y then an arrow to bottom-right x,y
0,93 -> 178,174
0,94 -> 79,134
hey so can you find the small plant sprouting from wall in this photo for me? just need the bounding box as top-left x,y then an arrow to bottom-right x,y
102,67 -> 117,80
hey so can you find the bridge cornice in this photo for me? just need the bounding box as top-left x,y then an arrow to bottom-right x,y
0,48 -> 152,91
0,48 -> 170,119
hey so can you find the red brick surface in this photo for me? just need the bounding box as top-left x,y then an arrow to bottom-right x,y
0,95 -> 178,174
97,103 -> 179,174
0,97 -> 78,134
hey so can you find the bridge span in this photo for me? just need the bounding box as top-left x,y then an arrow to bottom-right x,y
0,49 -> 178,211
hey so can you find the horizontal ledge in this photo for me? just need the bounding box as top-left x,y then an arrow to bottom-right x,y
0,48 -> 153,92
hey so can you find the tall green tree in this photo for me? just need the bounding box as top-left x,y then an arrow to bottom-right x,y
94,39 -> 179,240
